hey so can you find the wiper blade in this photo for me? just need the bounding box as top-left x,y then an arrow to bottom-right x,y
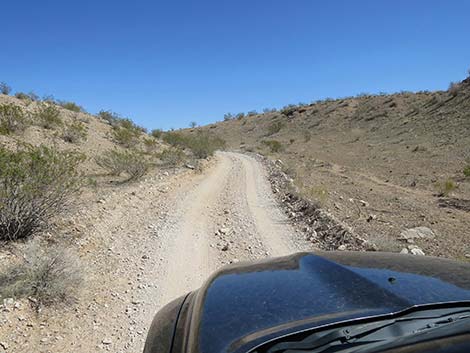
265,309 -> 470,353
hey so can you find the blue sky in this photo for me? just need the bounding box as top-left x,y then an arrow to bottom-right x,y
2,0 -> 469,130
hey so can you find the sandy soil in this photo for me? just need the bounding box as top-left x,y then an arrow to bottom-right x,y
0,152 -> 313,353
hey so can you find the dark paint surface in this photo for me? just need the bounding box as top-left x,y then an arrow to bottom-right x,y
185,252 -> 470,353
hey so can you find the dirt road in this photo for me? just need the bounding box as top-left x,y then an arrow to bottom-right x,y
1,152 -> 312,353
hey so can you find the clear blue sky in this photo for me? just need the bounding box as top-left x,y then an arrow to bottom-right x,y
2,0 -> 469,130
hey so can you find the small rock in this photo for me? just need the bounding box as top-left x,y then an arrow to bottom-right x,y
230,259 -> 239,264
185,164 -> 195,170
221,244 -> 229,251
97,199 -> 106,204
0,342 -> 8,350
337,245 -> 347,251
400,248 -> 409,254
366,214 -> 376,222
359,200 -> 369,207
410,248 -> 425,256
102,338 -> 112,345
400,227 -> 435,241
219,228 -> 229,235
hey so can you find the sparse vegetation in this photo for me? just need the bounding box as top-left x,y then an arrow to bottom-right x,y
448,82 -> 460,97
112,124 -> 141,147
247,110 -> 257,117
0,145 -> 84,241
436,179 -> 457,197
189,121 -> 197,128
151,129 -> 163,139
62,121 -> 87,143
0,82 -> 11,95
223,113 -> 233,121
262,140 -> 283,153
281,104 -> 297,116
95,149 -> 150,181
0,240 -> 82,306
143,137 -> 158,153
0,104 -> 28,135
307,186 -> 328,205
157,147 -> 186,168
266,121 -> 284,136
35,104 -> 63,129
59,101 -> 83,112
463,165 -> 470,178
162,131 -> 226,158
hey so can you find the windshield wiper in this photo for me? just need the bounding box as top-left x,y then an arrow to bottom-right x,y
265,309 -> 470,353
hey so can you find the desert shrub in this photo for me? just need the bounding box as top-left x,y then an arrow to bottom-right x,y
247,110 -> 257,117
307,186 -> 328,205
162,132 -> 225,158
34,104 -> 63,129
281,104 -> 297,116
266,121 -> 284,136
435,179 -> 457,197
0,82 -> 11,95
0,240 -> 82,306
96,149 -> 150,181
59,101 -> 83,112
14,92 -> 30,101
27,92 -> 39,101
463,165 -> 470,178
143,137 -> 158,153
187,133 -> 226,158
236,113 -> 245,119
189,121 -> 197,128
98,110 -> 120,127
448,82 -> 460,97
151,129 -> 163,138
0,145 -> 84,241
112,126 -> 140,147
62,121 -> 87,143
0,104 -> 28,135
262,140 -> 283,153
223,113 -> 233,121
263,108 -> 277,113
289,138 -> 295,144
158,147 -> 186,168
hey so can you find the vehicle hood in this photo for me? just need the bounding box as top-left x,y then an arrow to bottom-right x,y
183,252 -> 470,353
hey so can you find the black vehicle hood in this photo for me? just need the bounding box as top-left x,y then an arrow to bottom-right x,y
183,252 -> 470,353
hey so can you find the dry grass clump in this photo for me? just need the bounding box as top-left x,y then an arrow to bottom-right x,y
163,131 -> 226,159
157,147 -> 186,168
261,139 -> 283,153
0,240 -> 83,306
435,179 -> 457,197
266,121 -> 284,136
0,145 -> 84,241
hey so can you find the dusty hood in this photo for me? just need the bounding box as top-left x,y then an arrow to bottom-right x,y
182,252 -> 470,353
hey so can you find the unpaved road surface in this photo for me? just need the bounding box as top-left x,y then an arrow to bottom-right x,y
0,152 -> 313,353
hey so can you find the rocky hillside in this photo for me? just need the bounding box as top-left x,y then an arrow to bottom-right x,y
192,76 -> 470,260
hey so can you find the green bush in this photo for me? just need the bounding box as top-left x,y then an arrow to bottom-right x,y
0,104 -> 28,135
0,145 -> 84,241
158,147 -> 186,168
95,149 -> 150,181
281,104 -> 297,116
262,140 -> 283,153
463,165 -> 470,178
14,92 -> 30,101
0,240 -> 82,306
162,132 -> 225,158
35,104 -> 63,129
98,110 -> 120,127
223,113 -> 233,121
266,121 -> 284,136
62,121 -> 87,143
0,82 -> 11,95
112,126 -> 140,147
59,101 -> 83,112
151,128 -> 163,138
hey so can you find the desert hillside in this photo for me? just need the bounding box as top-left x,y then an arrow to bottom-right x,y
192,76 -> 470,260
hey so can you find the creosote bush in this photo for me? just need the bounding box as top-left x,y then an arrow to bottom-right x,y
262,140 -> 283,153
463,165 -> 470,178
266,121 -> 284,136
0,145 -> 84,241
157,147 -> 186,168
96,149 -> 150,181
59,101 -> 83,112
0,240 -> 82,306
162,131 -> 225,159
62,121 -> 87,143
143,137 -> 158,153
35,104 -> 63,129
151,129 -> 163,139
0,104 -> 28,135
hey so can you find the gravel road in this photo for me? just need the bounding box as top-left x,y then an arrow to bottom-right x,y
0,152 -> 313,353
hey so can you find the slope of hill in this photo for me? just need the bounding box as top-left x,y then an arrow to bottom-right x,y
192,76 -> 470,259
